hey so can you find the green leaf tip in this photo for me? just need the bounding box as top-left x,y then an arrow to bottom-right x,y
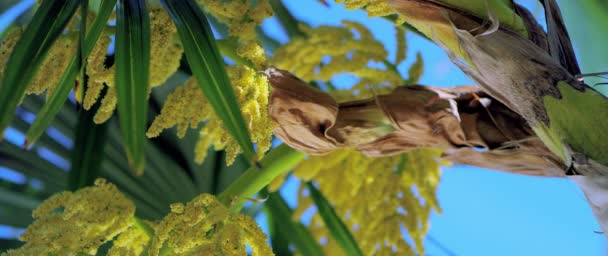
160,0 -> 258,164
115,0 -> 151,174
307,182 -> 364,256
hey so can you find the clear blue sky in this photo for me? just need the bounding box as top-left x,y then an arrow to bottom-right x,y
0,1 -> 605,255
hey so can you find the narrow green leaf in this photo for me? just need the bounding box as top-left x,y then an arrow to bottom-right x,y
267,211 -> 293,256
381,15 -> 430,41
21,94 -> 77,136
0,186 -> 40,210
160,0 -> 258,164
0,0 -> 80,138
0,142 -> 66,190
266,192 -> 324,256
11,114 -> 70,159
217,144 -> 305,212
76,0 -> 89,101
25,0 -> 117,146
307,182 -> 364,256
0,205 -> 33,227
269,0 -> 305,38
0,238 -> 23,251
68,90 -> 110,190
0,0 -> 34,35
115,0 -> 150,174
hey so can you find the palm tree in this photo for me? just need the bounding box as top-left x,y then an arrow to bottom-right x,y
0,0 -> 606,255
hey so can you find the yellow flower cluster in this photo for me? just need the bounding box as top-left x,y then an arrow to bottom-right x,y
149,193 -> 273,256
3,179 -> 135,256
335,0 -> 405,22
147,65 -> 272,165
4,181 -> 273,256
273,21 -> 421,101
107,225 -> 152,256
199,0 -> 273,69
0,27 -> 77,99
84,6 -> 183,124
290,148 -> 444,256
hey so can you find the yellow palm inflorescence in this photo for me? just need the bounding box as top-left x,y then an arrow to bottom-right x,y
107,225 -> 152,256
3,179 -> 135,256
0,27 -> 77,100
273,20 -> 421,102
289,149 -> 444,256
146,0 -> 274,164
147,65 -> 272,165
3,181 -> 272,256
336,0 -> 400,18
200,0 -> 272,69
149,194 -> 272,256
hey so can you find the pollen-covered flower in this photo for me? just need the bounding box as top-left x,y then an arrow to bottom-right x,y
149,6 -> 183,87
273,21 -> 422,100
4,179 -> 135,256
336,0 -> 404,21
26,34 -> 78,97
107,224 -> 152,256
0,27 -> 77,98
288,148 -> 444,255
200,0 -> 272,69
147,65 -> 272,165
149,193 -> 272,256
200,0 -> 272,41
84,30 -> 115,110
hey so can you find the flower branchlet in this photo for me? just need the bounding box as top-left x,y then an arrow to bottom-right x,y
149,193 -> 273,256
273,21 -> 423,102
148,65 -> 272,165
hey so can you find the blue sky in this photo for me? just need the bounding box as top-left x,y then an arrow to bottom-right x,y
0,1 -> 605,255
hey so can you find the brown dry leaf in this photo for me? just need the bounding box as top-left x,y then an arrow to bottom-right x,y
266,67 -> 563,176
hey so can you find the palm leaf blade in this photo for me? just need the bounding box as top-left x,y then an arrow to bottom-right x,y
0,0 -> 80,138
160,0 -> 258,164
25,0 -> 117,146
266,192 -> 324,256
115,0 -> 150,174
307,182 -> 364,256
